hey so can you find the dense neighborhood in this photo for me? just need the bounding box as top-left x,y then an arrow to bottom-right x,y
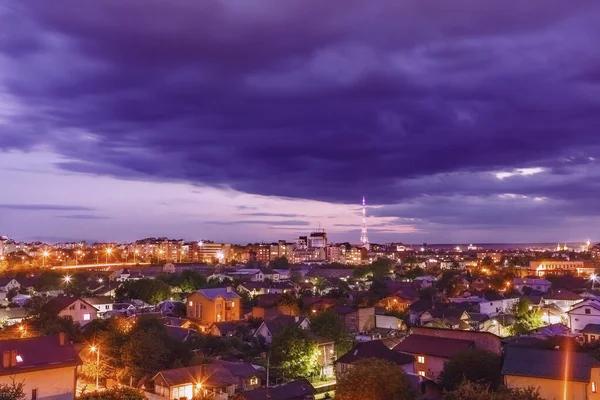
1,240 -> 600,400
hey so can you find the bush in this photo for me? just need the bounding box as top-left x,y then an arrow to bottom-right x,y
77,387 -> 146,400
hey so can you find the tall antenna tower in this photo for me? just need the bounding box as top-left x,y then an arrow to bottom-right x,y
360,196 -> 370,250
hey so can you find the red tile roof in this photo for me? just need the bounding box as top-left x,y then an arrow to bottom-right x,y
0,334 -> 82,376
393,334 -> 474,359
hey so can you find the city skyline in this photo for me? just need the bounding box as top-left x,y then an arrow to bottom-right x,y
1,1 -> 600,244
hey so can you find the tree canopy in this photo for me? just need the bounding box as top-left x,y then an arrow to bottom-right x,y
0,380 -> 26,400
115,278 -> 171,304
270,326 -> 319,379
509,298 -> 545,335
336,358 -> 416,400
310,309 -> 353,357
77,387 -> 145,400
439,349 -> 502,391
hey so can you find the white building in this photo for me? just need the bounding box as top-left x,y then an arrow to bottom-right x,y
513,278 -> 551,293
568,299 -> 600,332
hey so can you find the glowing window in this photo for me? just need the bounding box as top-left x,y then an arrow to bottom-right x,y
417,356 -> 425,364
593,382 -> 597,393
418,371 -> 425,377
189,301 -> 193,306
83,313 -> 91,321
16,355 -> 23,363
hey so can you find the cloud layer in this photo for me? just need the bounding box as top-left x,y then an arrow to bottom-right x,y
1,0 -> 600,241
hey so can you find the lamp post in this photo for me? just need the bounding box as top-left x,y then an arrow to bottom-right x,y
105,248 -> 113,264
134,250 -> 139,264
42,250 -> 49,268
90,345 -> 100,390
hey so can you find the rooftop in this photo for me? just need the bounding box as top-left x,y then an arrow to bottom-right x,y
502,347 -> 600,383
394,334 -> 474,358
195,287 -> 241,300
336,340 -> 414,366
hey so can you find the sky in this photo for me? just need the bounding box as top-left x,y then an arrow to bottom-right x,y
1,1 -> 600,244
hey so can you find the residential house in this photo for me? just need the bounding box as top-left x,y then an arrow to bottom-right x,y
413,276 -> 436,288
209,321 -> 250,338
237,281 -> 296,297
375,314 -> 406,331
336,339 -> 415,377
212,360 -> 262,392
254,315 -> 310,344
233,379 -> 315,400
409,326 -> 502,354
375,295 -> 411,313
541,303 -> 567,325
45,296 -> 98,325
502,347 -> 600,400
581,324 -> 600,344
0,307 -> 27,326
333,306 -> 375,333
513,278 -> 551,294
82,297 -> 115,318
420,308 -> 471,329
478,293 -> 519,316
0,278 -> 20,292
251,293 -> 299,319
186,287 -> 241,325
568,299 -> 600,332
542,289 -> 583,312
0,333 -> 81,400
394,334 -> 474,379
152,364 -> 237,400
305,332 -> 335,378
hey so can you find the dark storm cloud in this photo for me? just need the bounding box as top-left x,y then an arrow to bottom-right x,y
1,0 -> 600,236
0,204 -> 94,211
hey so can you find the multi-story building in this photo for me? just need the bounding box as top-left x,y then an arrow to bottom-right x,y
530,260 -> 594,277
345,246 -> 364,265
326,245 -> 344,263
292,248 -> 326,264
196,242 -> 231,262
186,287 -> 241,325
255,244 -> 271,263
269,240 -> 294,261
309,230 -> 327,248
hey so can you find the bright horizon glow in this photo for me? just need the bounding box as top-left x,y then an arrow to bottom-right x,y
495,167 -> 546,180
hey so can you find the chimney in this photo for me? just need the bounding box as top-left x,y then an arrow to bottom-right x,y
58,332 -> 66,347
10,350 -> 17,367
226,286 -> 232,293
2,351 -> 10,368
295,316 -> 300,323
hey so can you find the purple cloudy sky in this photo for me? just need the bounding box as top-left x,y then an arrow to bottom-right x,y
1,0 -> 600,244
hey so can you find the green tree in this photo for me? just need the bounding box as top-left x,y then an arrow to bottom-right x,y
77,387 -> 145,400
509,298 -> 545,335
481,256 -> 494,267
439,349 -> 502,391
115,278 -> 171,304
0,379 -> 26,400
24,296 -> 79,338
121,327 -> 170,381
269,257 -> 289,269
405,267 -> 425,280
445,381 -> 543,400
310,310 -> 353,357
270,326 -> 319,379
336,358 -> 416,400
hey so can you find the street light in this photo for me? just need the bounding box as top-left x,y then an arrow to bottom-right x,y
90,345 -> 100,390
134,250 -> 139,264
64,275 -> 71,284
591,274 -> 598,290
42,250 -> 50,267
105,248 -> 113,264
76,250 -> 83,266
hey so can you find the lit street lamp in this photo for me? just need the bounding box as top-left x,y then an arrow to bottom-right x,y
42,250 -> 50,268
105,248 -> 113,264
134,250 -> 139,264
64,275 -> 71,284
90,345 -> 100,390
591,274 -> 598,290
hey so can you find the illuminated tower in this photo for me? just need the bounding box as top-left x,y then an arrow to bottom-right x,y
360,196 -> 370,250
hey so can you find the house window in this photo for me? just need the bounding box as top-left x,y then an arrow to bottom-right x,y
592,335 -> 596,342
80,304 -> 87,310
83,313 -> 91,321
417,356 -> 425,364
189,301 -> 193,306
68,305 -> 75,310
586,308 -> 591,315
418,371 -> 425,377
105,305 -> 110,310
32,389 -> 37,400
593,382 -> 597,393
249,376 -> 258,385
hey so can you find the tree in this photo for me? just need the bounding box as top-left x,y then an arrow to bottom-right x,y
439,349 -> 502,391
481,256 -> 494,267
336,358 -> 416,400
509,298 -> 544,335
0,380 -> 26,400
310,310 -> 353,357
115,278 -> 171,304
269,257 -> 289,269
270,326 -> 319,379
77,387 -> 145,400
444,381 -> 543,400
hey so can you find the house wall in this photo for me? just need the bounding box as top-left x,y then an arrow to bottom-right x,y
375,315 -> 404,330
504,375 -> 596,400
59,300 -> 97,325
186,293 -> 241,324
0,366 -> 77,400
569,305 -> 600,332
413,355 -> 447,380
479,298 -> 519,316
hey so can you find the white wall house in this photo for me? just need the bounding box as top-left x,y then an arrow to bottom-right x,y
53,297 -> 99,325
479,298 -> 520,316
568,299 -> 600,332
513,278 -> 551,293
